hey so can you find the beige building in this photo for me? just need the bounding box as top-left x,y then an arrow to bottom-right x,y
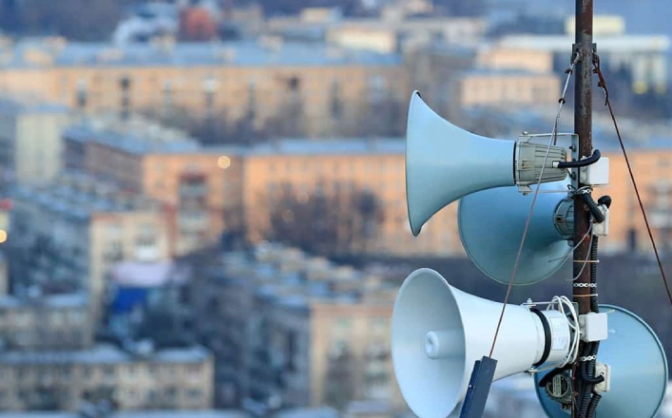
404,43 -> 476,119
0,344 -> 213,412
63,117 -> 244,256
451,69 -> 560,110
476,46 -> 555,74
7,173 -> 170,309
0,293 -> 92,350
0,38 -> 406,138
187,244 -> 402,412
65,124 -> 456,256
267,14 -> 487,48
0,97 -> 69,184
240,139 -> 460,256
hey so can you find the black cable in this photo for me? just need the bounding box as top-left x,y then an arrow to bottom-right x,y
580,342 -> 603,385
593,59 -> 672,311
587,393 -> 602,418
597,195 -> 612,209
581,193 -> 605,223
557,149 -> 601,168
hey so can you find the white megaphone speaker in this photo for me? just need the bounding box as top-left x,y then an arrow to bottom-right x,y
458,181 -> 574,285
535,304 -> 668,418
406,91 -> 569,236
392,269 -> 574,418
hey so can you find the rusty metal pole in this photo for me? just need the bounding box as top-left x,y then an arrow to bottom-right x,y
573,0 -> 594,416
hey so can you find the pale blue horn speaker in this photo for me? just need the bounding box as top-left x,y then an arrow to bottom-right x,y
535,305 -> 668,418
458,181 -> 573,285
405,91 -> 567,236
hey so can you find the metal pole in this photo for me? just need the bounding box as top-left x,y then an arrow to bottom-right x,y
573,0 -> 594,416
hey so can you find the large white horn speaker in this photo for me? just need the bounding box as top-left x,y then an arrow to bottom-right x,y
392,269 -> 572,418
405,91 -> 567,236
535,304 -> 668,418
458,181 -> 573,286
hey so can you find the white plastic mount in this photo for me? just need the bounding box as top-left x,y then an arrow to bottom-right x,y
579,312 -> 609,342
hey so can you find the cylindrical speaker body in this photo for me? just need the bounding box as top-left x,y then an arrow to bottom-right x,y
392,269 -> 571,418
535,304 -> 668,418
458,181 -> 572,286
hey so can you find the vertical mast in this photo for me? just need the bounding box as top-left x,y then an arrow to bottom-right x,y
573,0 -> 594,317
573,1 -> 594,416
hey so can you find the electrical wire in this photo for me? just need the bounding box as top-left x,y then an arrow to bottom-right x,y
489,53 -> 580,358
593,54 -> 672,309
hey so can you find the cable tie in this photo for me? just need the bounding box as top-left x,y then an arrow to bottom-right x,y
573,283 -> 597,288
573,294 -> 598,298
579,355 -> 597,362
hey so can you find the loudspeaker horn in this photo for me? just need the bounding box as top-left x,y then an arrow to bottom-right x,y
405,91 -> 568,236
458,181 -> 573,286
535,304 -> 668,418
392,268 -> 572,418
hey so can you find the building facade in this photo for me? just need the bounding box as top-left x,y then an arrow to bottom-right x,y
240,139 -> 460,256
186,244 -> 403,413
63,118 -> 243,256
6,174 -> 170,310
0,345 -> 213,412
0,293 -> 92,351
0,39 -> 407,138
450,69 -> 560,110
0,98 -> 69,184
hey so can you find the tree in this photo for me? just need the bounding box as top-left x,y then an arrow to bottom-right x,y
179,7 -> 218,41
356,94 -> 406,138
265,182 -> 385,256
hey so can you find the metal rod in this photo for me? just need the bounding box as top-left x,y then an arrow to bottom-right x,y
573,0 -> 594,416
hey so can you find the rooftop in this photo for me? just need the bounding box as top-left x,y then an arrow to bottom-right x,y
0,96 -> 68,116
0,412 -> 248,418
216,244 -> 396,311
11,173 -> 160,221
64,116 -> 202,156
0,344 -> 210,365
0,292 -> 88,309
1,39 -> 402,69
247,138 -> 404,156
499,34 -> 671,53
458,68 -> 558,78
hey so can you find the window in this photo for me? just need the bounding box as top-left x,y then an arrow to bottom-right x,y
120,76 -> 132,119
367,75 -> 387,103
162,80 -> 173,116
76,79 -> 88,110
187,389 -> 203,399
204,77 -> 218,119
330,80 -> 342,120
247,80 -> 257,117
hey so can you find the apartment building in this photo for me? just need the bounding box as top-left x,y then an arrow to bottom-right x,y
0,38 -> 407,137
450,69 -> 561,110
0,344 -> 213,412
0,293 -> 92,350
187,243 -> 403,412
6,173 -> 170,309
63,117 -> 243,256
241,139 -> 460,256
0,97 -> 69,184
